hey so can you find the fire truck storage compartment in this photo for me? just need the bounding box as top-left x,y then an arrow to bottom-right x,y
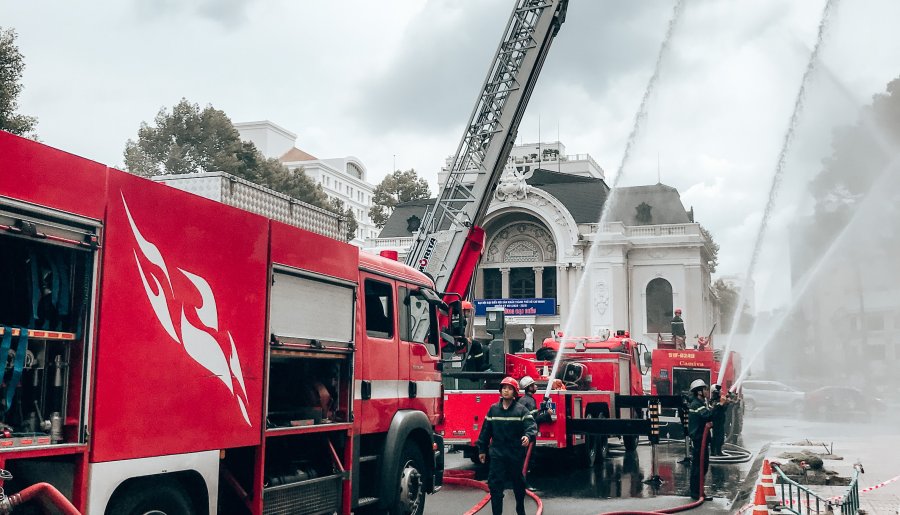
672,367 -> 711,396
266,268 -> 354,429
262,433 -> 345,515
0,203 -> 96,448
263,268 -> 353,513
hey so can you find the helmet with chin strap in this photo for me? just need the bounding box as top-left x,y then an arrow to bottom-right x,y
519,376 -> 535,389
500,377 -> 520,397
690,379 -> 708,392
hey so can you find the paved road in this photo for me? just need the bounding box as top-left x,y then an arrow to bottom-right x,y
427,406 -> 900,514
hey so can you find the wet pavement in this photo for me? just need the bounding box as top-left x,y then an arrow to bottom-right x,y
428,406 -> 900,514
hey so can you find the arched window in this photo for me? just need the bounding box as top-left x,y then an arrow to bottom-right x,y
646,278 -> 673,333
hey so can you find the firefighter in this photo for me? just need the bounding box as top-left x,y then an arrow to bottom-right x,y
709,384 -> 726,456
671,308 -> 686,349
687,378 -> 730,500
518,376 -> 554,424
477,377 -> 538,515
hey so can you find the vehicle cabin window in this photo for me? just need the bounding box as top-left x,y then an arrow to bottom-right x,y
400,287 -> 437,355
365,279 -> 394,339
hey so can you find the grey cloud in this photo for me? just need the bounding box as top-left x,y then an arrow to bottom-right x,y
352,1 -> 674,135
135,0 -> 251,28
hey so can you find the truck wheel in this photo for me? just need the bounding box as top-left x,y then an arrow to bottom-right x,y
390,442 -> 426,515
623,435 -> 639,452
585,413 -> 608,467
107,479 -> 194,515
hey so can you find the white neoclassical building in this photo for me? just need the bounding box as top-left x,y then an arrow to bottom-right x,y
234,121 -> 378,245
367,142 -> 719,351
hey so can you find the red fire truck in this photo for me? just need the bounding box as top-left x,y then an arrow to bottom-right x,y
0,131 -> 448,514
648,335 -> 744,440
440,330 -> 662,466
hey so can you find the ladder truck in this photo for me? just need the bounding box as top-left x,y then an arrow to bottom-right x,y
401,0 -> 682,465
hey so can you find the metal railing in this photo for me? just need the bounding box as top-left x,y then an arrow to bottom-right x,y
772,463 -> 861,514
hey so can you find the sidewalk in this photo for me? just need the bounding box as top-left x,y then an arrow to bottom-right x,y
741,436 -> 900,513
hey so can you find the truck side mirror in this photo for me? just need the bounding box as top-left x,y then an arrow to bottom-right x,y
643,351 -> 652,367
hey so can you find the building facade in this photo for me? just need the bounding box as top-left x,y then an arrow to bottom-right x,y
234,121 -> 378,245
367,142 -> 719,352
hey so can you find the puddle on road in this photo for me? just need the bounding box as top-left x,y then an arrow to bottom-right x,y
482,444 -> 745,501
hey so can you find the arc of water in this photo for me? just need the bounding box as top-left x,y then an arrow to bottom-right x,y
546,0 -> 687,396
718,0 -> 840,386
732,154 -> 900,389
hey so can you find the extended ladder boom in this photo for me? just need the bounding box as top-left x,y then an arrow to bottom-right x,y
406,0 -> 568,296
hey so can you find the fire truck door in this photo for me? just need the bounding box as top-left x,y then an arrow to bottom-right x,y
398,285 -> 441,423
360,276 -> 400,434
619,357 -> 631,419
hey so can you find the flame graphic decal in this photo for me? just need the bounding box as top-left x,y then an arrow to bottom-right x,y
122,193 -> 251,426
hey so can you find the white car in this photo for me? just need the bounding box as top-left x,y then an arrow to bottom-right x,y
740,380 -> 804,412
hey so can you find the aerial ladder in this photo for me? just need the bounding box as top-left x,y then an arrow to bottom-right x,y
405,0 -> 569,301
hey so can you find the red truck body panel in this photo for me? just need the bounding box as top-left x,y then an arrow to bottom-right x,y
91,170 -> 269,462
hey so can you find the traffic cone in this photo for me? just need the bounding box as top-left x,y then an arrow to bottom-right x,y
751,483 -> 770,515
761,460 -> 779,505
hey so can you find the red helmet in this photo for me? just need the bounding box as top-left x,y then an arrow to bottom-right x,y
499,377 -> 520,397
674,308 -> 682,314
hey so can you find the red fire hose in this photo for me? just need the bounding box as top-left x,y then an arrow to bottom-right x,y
596,423 -> 712,515
7,482 -> 80,514
446,424 -> 712,515
443,442 -> 543,515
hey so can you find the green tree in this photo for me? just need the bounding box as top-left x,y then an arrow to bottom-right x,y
330,198 -> 358,242
713,279 -> 753,333
124,98 -> 329,209
370,169 -> 431,228
699,225 -> 719,274
0,28 -> 37,136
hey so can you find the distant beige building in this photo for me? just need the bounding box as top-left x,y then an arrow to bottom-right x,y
235,121 -> 378,245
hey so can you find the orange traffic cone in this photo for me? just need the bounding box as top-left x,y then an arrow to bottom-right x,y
752,483 -> 770,515
761,460 -> 779,505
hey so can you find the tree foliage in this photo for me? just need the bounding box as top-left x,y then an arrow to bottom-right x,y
330,198 -> 358,242
370,169 -> 431,228
713,279 -> 753,333
124,98 -> 329,209
699,225 -> 719,274
0,28 -> 37,136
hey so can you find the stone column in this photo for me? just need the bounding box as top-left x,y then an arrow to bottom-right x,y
557,264 -> 569,318
533,266 -> 544,298
475,267 -> 485,299
500,268 -> 511,298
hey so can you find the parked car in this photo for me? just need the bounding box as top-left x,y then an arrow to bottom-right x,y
740,380 -> 805,413
803,386 -> 886,421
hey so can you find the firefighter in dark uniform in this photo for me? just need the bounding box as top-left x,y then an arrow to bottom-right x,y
518,376 -> 555,424
687,378 -> 730,500
709,384 -> 727,456
671,308 -> 686,348
477,377 -> 538,515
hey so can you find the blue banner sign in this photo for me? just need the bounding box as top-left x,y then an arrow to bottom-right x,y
474,298 -> 556,316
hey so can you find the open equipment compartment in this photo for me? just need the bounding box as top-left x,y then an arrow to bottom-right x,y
0,199 -> 97,451
261,265 -> 355,514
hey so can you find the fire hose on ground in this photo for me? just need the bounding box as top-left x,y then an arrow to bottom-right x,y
444,423 -> 737,514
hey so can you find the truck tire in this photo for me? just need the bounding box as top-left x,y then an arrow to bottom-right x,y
107,478 -> 194,515
623,435 -> 639,452
390,441 -> 426,515
585,413 -> 608,467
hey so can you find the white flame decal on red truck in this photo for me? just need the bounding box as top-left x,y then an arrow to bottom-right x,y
122,194 -> 251,426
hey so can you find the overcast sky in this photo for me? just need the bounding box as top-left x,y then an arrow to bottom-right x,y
5,0 -> 900,312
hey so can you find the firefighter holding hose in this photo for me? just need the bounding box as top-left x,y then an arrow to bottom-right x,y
687,378 -> 731,500
477,377 -> 538,515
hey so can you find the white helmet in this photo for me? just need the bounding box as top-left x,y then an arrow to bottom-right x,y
689,379 -> 708,392
520,376 -> 536,389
